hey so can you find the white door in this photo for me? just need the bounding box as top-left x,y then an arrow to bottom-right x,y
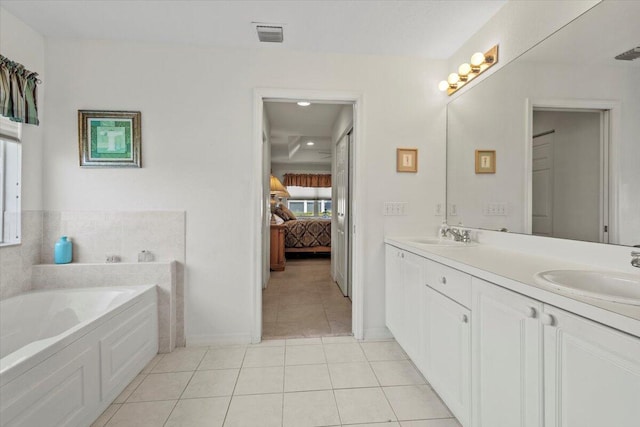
532,132 -> 554,236
543,305 -> 640,427
422,285 -> 471,426
472,278 -> 543,427
335,132 -> 349,296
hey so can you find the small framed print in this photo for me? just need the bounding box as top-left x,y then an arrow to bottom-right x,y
397,148 -> 418,173
78,110 -> 141,167
475,149 -> 496,174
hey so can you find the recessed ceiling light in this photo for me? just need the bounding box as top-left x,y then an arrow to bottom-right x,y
297,101 -> 311,107
306,141 -> 315,146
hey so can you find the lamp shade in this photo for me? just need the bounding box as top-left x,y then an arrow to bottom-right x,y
270,175 -> 290,198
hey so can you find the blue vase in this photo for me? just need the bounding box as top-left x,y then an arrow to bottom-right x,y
54,236 -> 72,264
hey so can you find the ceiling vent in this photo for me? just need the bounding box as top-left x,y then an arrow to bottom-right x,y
256,25 -> 283,43
615,46 -> 640,61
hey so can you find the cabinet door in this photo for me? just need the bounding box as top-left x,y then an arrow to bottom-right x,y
423,286 -> 471,426
543,305 -> 640,427
401,251 -> 423,361
385,245 -> 403,339
472,278 -> 543,427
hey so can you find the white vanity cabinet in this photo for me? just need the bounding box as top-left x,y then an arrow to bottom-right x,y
384,245 -> 423,361
471,278 -> 543,427
543,305 -> 640,427
421,284 -> 471,426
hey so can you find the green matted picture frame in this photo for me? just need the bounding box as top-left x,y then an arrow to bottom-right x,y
78,110 -> 141,167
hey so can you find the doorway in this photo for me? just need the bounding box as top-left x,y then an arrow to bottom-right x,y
252,89 -> 363,343
528,102 -> 614,243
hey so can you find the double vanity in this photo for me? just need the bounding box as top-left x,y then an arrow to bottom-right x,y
384,235 -> 640,427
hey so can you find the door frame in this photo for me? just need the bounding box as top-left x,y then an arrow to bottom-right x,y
524,98 -> 620,243
252,88 -> 364,343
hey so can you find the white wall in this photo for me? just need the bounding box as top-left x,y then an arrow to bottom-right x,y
0,8 -> 45,299
43,39 -> 448,342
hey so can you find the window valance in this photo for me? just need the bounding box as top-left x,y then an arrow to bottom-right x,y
0,54 -> 40,125
283,173 -> 332,188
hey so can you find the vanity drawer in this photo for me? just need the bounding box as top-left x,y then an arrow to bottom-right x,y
424,259 -> 471,308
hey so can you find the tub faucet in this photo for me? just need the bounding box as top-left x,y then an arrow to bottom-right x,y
632,251 -> 640,268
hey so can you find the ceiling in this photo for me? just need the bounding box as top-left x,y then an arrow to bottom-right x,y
265,101 -> 344,166
0,0 -> 506,59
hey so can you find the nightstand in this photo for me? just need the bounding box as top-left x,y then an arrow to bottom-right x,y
270,224 -> 286,271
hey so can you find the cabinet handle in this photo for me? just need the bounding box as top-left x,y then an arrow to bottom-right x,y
401,253 -> 405,259
461,314 -> 469,323
541,313 -> 556,326
525,306 -> 537,319
440,276 -> 447,284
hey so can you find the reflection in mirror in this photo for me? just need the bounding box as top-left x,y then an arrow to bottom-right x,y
446,1 -> 640,246
0,117 -> 22,246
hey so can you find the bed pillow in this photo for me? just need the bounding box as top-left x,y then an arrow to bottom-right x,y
274,207 -> 291,221
272,213 -> 284,225
281,206 -> 297,220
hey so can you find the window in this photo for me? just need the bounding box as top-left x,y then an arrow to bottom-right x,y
0,117 -> 22,245
285,185 -> 332,218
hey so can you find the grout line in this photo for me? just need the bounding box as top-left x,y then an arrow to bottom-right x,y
220,342 -> 248,426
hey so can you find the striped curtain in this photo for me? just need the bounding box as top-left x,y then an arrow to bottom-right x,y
0,54 -> 40,125
283,173 -> 332,188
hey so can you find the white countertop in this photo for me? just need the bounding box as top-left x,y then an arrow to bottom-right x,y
385,236 -> 640,338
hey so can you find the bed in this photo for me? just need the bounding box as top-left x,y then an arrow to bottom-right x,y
283,218 -> 331,254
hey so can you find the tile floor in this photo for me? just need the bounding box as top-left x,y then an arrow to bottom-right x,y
92,337 -> 462,427
263,258 -> 352,339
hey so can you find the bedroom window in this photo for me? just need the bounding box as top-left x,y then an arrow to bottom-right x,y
286,185 -> 332,218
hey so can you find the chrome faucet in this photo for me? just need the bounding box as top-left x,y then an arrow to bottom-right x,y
632,252 -> 640,268
443,226 -> 472,243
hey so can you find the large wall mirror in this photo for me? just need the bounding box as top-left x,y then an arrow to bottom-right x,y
446,1 -> 639,247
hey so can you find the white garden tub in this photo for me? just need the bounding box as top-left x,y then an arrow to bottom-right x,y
0,285 -> 158,427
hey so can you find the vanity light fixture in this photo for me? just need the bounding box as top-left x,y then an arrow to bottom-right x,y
297,101 -> 311,107
439,44 -> 499,96
306,141 -> 315,146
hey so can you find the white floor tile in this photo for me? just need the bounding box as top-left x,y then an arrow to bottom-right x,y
151,347 -> 207,373
322,336 -> 357,344
334,387 -> 397,424
105,400 -> 176,427
360,341 -> 408,361
284,364 -> 332,392
141,354 -> 164,374
328,362 -> 379,389
344,423 -> 400,427
234,366 -> 284,395
114,374 -> 145,404
370,360 -> 426,386
224,393 -> 283,427
198,347 -> 246,370
323,343 -> 366,363
285,344 -> 326,365
127,372 -> 192,402
286,337 -> 322,346
181,369 -> 239,398
384,385 -> 453,420
243,346 -> 285,367
164,396 -> 230,427
283,390 -> 340,427
91,404 -> 121,427
252,339 -> 286,347
400,419 -> 462,427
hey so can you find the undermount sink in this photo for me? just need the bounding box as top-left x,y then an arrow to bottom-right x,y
407,237 -> 476,247
534,269 -> 640,305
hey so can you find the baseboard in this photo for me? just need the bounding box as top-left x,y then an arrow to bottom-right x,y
363,327 -> 394,341
186,333 -> 252,347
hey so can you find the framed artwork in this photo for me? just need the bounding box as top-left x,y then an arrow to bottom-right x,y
397,148 -> 418,173
475,149 -> 496,174
78,110 -> 141,167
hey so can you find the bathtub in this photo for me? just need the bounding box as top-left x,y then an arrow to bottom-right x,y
0,285 -> 158,427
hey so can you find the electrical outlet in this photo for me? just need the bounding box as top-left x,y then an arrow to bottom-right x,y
434,203 -> 443,216
449,204 -> 458,216
384,202 -> 408,216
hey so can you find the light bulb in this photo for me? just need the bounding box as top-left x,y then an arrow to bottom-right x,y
306,141 -> 315,146
470,52 -> 485,67
438,80 -> 449,91
447,73 -> 460,85
297,101 -> 311,107
458,63 -> 471,76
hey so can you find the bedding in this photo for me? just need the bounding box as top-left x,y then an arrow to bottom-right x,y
284,218 -> 331,248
